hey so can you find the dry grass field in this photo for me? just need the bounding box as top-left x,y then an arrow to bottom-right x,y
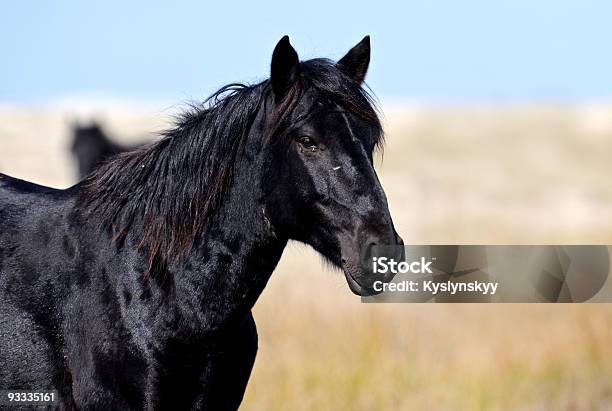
2,104 -> 612,410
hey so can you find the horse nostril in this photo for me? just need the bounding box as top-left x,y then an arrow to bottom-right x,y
365,240 -> 378,252
341,258 -> 347,265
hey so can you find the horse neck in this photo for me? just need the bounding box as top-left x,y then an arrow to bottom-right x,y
168,126 -> 288,332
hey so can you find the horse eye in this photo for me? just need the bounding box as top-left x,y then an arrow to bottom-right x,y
298,136 -> 318,150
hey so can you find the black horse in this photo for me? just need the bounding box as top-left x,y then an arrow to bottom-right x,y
70,122 -> 143,180
0,36 -> 402,410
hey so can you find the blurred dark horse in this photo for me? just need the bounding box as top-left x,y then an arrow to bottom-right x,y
71,123 -> 143,179
0,36 -> 402,410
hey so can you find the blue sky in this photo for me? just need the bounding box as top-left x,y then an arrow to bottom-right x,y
1,1 -> 611,104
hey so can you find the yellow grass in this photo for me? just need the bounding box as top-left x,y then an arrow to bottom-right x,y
1,104 -> 612,410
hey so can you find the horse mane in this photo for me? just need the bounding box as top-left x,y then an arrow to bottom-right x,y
78,58 -> 382,276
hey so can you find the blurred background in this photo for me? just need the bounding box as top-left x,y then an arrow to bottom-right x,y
2,1 -> 612,410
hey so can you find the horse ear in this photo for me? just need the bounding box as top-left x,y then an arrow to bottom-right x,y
336,36 -> 371,84
271,35 -> 299,102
